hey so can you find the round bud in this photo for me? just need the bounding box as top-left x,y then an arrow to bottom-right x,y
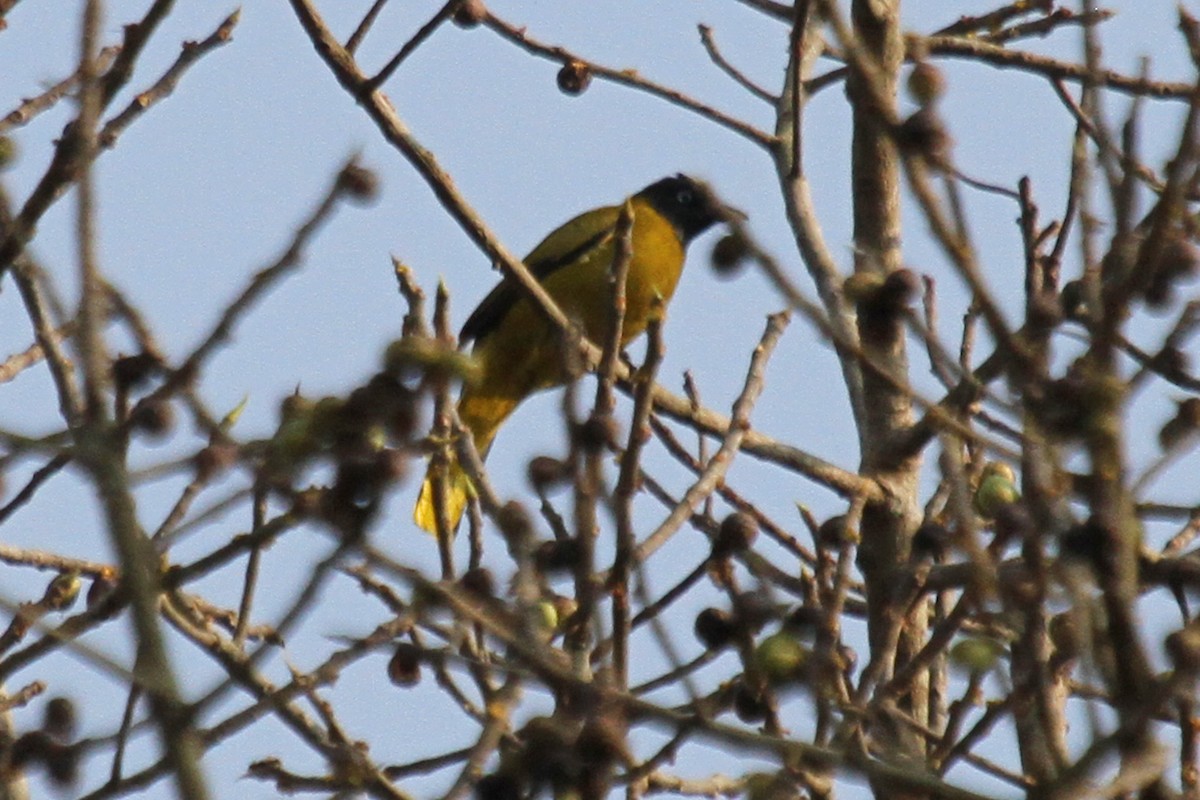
44,740 -> 78,786
474,772 -> 521,800
129,399 -> 175,438
111,352 -> 162,392
1159,398 -> 1200,450
194,440 -> 239,481
1059,518 -> 1107,569
527,455 -> 569,493
43,697 -> 77,740
816,515 -> 853,548
710,232 -> 751,277
556,60 -> 592,95
453,0 -> 488,28
1048,613 -> 1081,661
1155,235 -> 1200,279
496,500 -> 533,547
1151,345 -> 1189,382
733,590 -> 777,633
991,502 -> 1031,551
896,108 -> 951,166
86,573 -> 119,616
783,605 -> 823,635
575,414 -> 618,453
693,607 -> 736,650
733,681 -> 768,723
713,511 -> 759,556
1059,280 -> 1088,319
337,163 -> 380,203
907,60 -> 946,106
912,522 -> 952,560
460,566 -> 496,599
387,642 -> 422,687
878,268 -> 921,309
1166,626 -> 1200,674
534,538 -> 582,574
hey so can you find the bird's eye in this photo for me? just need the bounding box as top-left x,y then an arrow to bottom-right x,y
676,189 -> 694,205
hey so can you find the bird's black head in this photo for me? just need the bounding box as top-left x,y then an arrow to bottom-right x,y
635,174 -> 735,245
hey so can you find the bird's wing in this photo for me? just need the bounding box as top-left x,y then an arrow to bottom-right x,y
459,205 -> 620,344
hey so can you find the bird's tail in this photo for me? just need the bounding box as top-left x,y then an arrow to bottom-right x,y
412,390 -> 519,535
413,458 -> 473,535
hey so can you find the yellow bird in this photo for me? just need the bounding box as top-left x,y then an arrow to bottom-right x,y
414,174 -> 731,533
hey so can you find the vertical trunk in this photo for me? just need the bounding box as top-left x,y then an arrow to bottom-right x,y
845,0 -> 929,789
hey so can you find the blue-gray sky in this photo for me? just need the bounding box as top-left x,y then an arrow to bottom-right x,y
1,1 -> 1196,797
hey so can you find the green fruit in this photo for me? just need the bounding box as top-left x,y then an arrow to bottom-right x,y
755,631 -> 807,683
949,637 -> 1004,674
973,474 -> 1019,519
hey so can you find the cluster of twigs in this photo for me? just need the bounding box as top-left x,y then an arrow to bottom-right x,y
3,1 -> 1200,799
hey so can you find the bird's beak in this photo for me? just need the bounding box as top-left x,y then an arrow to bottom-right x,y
719,203 -> 749,223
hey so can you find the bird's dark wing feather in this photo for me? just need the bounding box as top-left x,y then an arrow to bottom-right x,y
460,205 -> 619,343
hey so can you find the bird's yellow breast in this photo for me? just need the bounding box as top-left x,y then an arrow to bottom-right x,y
470,197 -> 686,398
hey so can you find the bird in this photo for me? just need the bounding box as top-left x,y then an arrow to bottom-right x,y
413,174 -> 733,534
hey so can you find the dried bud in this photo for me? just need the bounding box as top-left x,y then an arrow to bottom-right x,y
907,60 -> 946,106
337,163 -> 380,203
1151,345 -> 1190,383
878,268 -> 921,309
1059,279 -> 1088,320
111,352 -> 163,392
290,486 -> 324,518
129,399 -> 175,438
387,642 -> 422,687
1158,397 -> 1200,451
496,500 -> 533,547
534,538 -> 582,574
44,740 -> 78,786
527,455 -> 570,493
783,605 -> 823,634
194,440 -> 239,481
710,231 -> 751,277
713,511 -> 759,557
1059,517 -> 1108,571
733,590 -> 778,633
557,60 -> 592,95
912,521 -> 952,560
733,681 -> 768,723
575,414 -> 618,453
1153,235 -> 1200,280
453,0 -> 487,27
474,772 -> 522,800
693,607 -> 736,650
992,502 -> 1032,552
1166,625 -> 1200,674
896,107 -> 951,167
816,515 -> 853,548
1049,613 -> 1081,661
86,573 -> 119,616
42,697 -> 77,740
460,566 -> 496,599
